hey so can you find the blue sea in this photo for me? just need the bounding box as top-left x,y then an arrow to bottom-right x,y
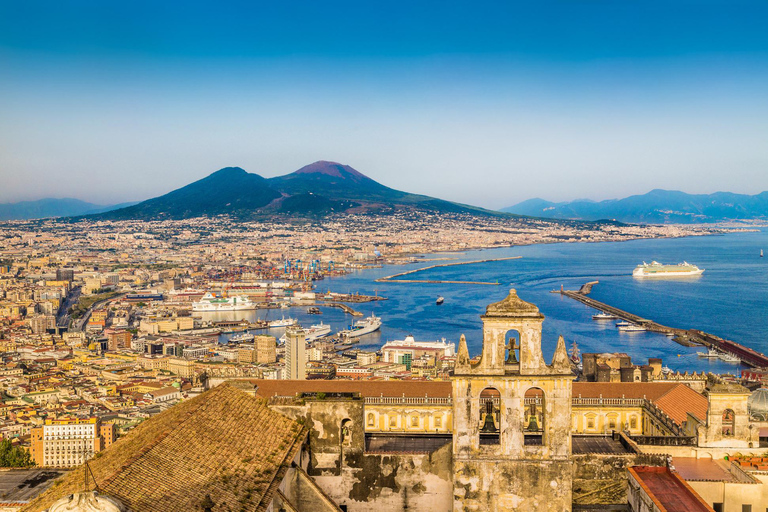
215,228 -> 768,375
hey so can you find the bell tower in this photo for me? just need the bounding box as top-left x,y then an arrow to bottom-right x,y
452,289 -> 574,512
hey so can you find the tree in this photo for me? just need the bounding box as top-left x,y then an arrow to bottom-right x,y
0,439 -> 34,467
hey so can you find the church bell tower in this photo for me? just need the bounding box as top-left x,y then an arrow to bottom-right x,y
452,289 -> 574,511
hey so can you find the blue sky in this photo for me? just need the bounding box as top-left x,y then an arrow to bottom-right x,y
1,1 -> 767,207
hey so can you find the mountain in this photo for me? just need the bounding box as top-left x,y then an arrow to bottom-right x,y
94,161 -> 500,220
502,189 -> 768,224
0,198 -> 133,221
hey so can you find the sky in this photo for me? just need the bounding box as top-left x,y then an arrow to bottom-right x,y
1,1 -> 767,208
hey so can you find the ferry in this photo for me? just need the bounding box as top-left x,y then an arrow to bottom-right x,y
193,292 -> 257,312
632,261 -> 704,278
618,324 -> 646,332
592,312 -> 617,320
268,316 -> 298,328
719,353 -> 741,363
338,314 -> 382,338
279,322 -> 333,343
230,332 -> 255,343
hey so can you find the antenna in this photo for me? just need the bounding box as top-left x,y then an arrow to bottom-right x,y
74,438 -> 99,493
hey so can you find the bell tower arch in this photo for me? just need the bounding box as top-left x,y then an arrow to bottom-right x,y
452,289 -> 574,512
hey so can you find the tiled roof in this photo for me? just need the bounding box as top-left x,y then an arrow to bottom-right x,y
251,379 -> 452,399
22,383 -> 306,512
629,466 -> 714,512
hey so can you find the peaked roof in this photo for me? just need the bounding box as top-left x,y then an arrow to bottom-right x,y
23,384 -> 306,512
484,289 -> 543,318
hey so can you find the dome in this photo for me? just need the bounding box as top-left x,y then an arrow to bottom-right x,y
748,388 -> 768,420
47,491 -> 127,512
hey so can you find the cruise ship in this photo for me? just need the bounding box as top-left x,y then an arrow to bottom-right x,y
279,322 -> 332,344
193,293 -> 257,312
632,261 -> 704,278
268,316 -> 298,328
338,314 -> 382,338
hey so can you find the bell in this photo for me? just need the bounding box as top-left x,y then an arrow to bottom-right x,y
505,337 -> 519,364
480,412 -> 498,433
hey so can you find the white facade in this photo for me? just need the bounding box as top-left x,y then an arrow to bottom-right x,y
42,421 -> 98,467
285,327 -> 307,380
381,336 -> 456,363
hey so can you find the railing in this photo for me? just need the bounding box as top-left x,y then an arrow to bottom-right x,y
364,396 -> 452,405
630,435 -> 696,446
572,397 -> 645,406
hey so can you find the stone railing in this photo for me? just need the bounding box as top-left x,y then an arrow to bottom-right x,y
572,397 -> 645,406
364,396 -> 452,405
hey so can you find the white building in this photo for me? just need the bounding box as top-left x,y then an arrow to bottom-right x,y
381,336 -> 456,364
284,326 -> 307,380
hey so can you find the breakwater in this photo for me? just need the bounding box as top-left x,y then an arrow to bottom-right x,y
557,282 -> 768,368
376,256 -> 522,285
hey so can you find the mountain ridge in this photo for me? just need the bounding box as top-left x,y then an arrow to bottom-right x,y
502,189 -> 768,224
0,198 -> 136,221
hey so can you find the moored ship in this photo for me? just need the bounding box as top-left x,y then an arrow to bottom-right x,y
632,261 -> 704,278
193,292 -> 257,312
279,322 -> 332,343
268,316 -> 298,328
338,314 -> 382,338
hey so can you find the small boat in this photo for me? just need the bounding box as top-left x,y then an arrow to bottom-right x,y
592,312 -> 616,320
761,249 -> 764,258
615,321 -> 632,327
268,316 -> 297,328
307,307 -> 322,315
618,324 -> 646,332
719,353 -> 741,363
436,296 -> 445,305
697,349 -> 719,358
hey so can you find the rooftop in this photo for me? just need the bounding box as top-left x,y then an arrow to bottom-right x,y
629,466 -> 714,512
22,383 -> 306,512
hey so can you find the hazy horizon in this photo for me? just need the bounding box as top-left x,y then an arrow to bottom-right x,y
1,1 -> 767,208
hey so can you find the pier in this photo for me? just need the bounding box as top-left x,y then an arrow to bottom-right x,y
376,256 -> 522,285
327,303 -> 364,317
556,282 -> 768,368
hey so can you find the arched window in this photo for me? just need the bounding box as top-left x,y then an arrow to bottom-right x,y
607,414 -> 617,431
524,387 -> 544,445
586,414 -> 596,430
479,387 -> 501,445
434,416 -> 442,428
722,409 -> 735,436
367,413 -> 375,427
410,415 -> 419,428
503,330 -> 520,365
389,415 -> 397,428
340,418 -> 352,446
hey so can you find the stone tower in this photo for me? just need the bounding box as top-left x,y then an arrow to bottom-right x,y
452,289 -> 574,512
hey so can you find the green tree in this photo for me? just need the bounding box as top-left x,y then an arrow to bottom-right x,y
0,439 -> 35,467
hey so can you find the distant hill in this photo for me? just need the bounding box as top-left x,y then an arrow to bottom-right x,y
502,189 -> 768,224
0,198 -> 134,221
94,161 -> 501,220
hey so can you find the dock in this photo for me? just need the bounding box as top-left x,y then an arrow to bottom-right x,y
328,303 -> 364,317
375,256 -> 522,285
556,282 -> 768,368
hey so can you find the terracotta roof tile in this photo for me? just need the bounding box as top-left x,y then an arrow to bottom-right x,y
251,379 -> 452,399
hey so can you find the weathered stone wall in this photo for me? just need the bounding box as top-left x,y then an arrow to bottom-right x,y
453,459 -> 572,512
572,453 -> 666,507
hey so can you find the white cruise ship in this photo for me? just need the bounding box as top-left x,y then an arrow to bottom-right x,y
279,322 -> 333,344
268,316 -> 298,328
338,314 -> 382,338
193,292 -> 257,312
632,261 -> 704,278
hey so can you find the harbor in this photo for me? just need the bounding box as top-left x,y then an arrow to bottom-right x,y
556,281 -> 768,368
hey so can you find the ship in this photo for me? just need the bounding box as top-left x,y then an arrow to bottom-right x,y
617,324 -> 646,332
632,261 -> 704,278
230,332 -> 255,343
719,353 -> 741,363
592,312 -> 617,320
268,316 -> 298,328
193,292 -> 257,312
436,296 -> 445,305
338,314 -> 382,338
697,349 -> 720,358
279,322 -> 332,343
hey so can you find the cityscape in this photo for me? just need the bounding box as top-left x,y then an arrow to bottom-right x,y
1,2 -> 768,512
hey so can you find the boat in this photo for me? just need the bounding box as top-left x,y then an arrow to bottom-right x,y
719,353 -> 741,363
632,261 -> 704,278
279,322 -> 333,343
230,332 -> 255,343
697,349 -> 720,358
268,316 -> 298,328
192,292 -> 257,312
761,249 -> 764,258
307,307 -> 322,314
338,314 -> 382,338
618,324 -> 646,332
592,312 -> 617,320
436,296 -> 445,305
615,321 -> 632,327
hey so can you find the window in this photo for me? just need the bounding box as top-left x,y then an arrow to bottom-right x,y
410,416 -> 419,428
630,416 -> 637,429
586,416 -> 595,429
608,416 -> 616,430
712,503 -> 723,512
435,416 -> 442,428
389,415 -> 397,428
741,505 -> 751,512
723,409 -> 735,437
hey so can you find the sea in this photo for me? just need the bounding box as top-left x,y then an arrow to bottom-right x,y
204,228 -> 768,375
